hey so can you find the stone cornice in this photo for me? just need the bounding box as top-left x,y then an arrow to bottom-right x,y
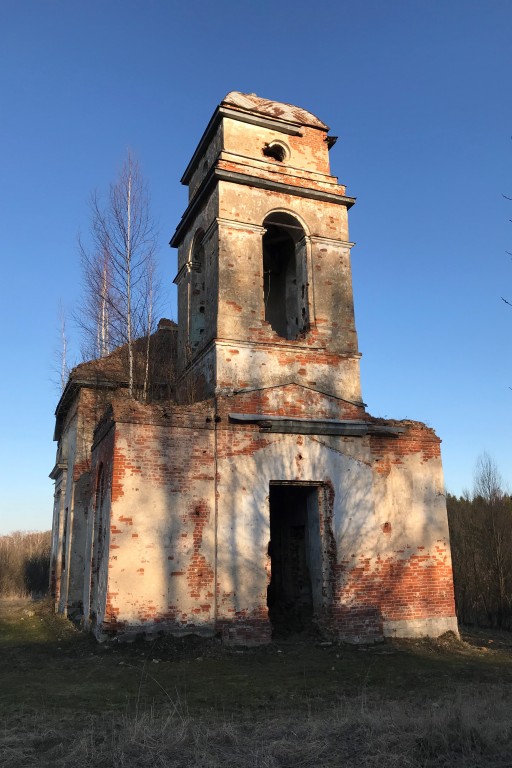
310,236 -> 356,249
170,166 -> 355,248
216,168 -> 355,207
49,461 -> 68,480
215,217 -> 266,235
228,413 -> 405,437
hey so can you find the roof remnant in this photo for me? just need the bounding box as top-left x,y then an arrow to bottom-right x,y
53,320 -> 178,441
222,92 -> 328,130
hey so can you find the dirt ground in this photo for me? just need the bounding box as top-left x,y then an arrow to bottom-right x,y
2,598 -> 512,767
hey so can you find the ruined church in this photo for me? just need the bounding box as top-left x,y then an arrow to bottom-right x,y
50,92 -> 457,643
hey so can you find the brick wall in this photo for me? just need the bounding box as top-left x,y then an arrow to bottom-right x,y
84,391 -> 456,644
90,400 -> 217,636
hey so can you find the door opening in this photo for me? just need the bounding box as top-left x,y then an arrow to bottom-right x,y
267,483 -> 322,637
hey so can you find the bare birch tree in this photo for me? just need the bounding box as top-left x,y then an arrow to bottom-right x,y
76,152 -> 159,398
59,305 -> 68,391
142,257 -> 155,401
77,242 -> 112,359
52,302 -> 72,393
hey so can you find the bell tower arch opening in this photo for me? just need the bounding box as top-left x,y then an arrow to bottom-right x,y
262,212 -> 309,340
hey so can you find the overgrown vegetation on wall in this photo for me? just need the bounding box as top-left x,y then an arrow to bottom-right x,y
447,453 -> 512,629
0,531 -> 51,597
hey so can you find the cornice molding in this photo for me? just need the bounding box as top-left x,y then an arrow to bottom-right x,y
170,166 -> 355,248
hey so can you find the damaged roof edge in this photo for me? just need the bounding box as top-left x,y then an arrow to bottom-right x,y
179,91 -> 331,187
223,92 -> 329,131
53,379 -> 122,441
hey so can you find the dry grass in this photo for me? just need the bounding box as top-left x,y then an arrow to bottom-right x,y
0,531 -> 50,597
3,689 -> 512,767
2,599 -> 512,767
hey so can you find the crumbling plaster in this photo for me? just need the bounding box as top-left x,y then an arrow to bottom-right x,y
50,91 -> 457,645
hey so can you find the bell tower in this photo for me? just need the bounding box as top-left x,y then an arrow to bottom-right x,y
171,92 -> 363,406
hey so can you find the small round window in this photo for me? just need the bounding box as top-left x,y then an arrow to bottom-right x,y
263,141 -> 289,162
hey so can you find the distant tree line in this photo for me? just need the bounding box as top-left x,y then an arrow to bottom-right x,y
447,453 -> 512,629
0,531 -> 51,598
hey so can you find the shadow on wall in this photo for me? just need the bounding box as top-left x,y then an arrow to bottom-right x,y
336,455 -> 454,639
102,421 -> 455,642
213,428 -> 381,641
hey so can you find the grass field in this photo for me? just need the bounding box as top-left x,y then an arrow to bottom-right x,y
2,598 -> 512,767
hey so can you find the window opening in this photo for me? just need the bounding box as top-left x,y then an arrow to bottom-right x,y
263,142 -> 288,162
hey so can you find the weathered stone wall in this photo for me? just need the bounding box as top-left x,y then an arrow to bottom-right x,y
222,120 -> 334,178
173,100 -> 359,406
187,122 -> 223,200
214,423 -> 370,644
52,93 -> 457,646
52,387 -> 118,615
49,467 -> 67,603
89,392 -> 456,644
175,197 -> 360,403
89,400 -> 217,636
213,393 -> 456,643
85,414 -> 115,635
175,187 -> 220,389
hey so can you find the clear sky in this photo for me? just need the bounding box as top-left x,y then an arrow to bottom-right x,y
1,0 -> 511,534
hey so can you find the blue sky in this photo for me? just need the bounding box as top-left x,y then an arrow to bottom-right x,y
1,0 -> 511,533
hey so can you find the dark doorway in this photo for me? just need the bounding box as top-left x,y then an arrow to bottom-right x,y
267,483 -> 322,637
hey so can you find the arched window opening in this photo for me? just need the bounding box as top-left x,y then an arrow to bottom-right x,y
263,213 -> 308,340
263,141 -> 289,162
189,230 -> 206,352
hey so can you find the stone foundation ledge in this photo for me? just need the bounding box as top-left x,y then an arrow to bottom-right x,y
383,616 -> 459,639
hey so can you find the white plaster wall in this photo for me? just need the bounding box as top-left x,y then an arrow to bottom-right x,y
355,452 -> 450,561
217,429 -> 457,639
215,343 -> 362,403
105,424 -> 216,632
57,412 -> 78,613
216,432 -> 374,618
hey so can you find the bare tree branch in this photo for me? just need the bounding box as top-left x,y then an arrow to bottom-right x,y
74,151 -> 160,397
